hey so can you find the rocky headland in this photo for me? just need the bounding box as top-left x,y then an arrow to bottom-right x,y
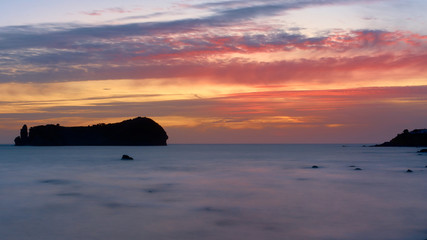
376,129 -> 427,147
14,117 -> 168,146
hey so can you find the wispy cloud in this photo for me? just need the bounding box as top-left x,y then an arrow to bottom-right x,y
81,7 -> 142,16
1,20 -> 425,83
2,84 -> 426,142
2,0 -> 425,86
0,0 -> 383,50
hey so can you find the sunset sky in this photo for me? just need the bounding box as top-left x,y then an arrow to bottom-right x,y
1,0 -> 426,144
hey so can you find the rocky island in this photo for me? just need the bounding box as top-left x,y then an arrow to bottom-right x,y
14,117 -> 168,146
376,129 -> 427,147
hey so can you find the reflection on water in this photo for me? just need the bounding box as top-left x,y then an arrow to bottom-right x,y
0,144 -> 426,240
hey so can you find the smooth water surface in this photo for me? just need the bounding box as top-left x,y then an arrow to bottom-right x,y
0,144 -> 426,240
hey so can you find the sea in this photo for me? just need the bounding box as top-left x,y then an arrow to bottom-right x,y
0,144 -> 426,240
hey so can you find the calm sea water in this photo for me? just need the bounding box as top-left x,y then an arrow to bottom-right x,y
0,144 -> 426,240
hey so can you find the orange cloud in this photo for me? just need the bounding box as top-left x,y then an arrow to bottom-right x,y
1,84 -> 426,143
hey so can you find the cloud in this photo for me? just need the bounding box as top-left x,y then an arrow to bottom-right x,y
2,84 -> 427,143
81,7 -> 142,16
0,0 -> 375,51
0,0 -> 426,85
2,51 -> 426,86
194,0 -> 353,20
3,84 -> 426,129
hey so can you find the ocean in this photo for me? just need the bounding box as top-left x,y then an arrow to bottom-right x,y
0,144 -> 426,240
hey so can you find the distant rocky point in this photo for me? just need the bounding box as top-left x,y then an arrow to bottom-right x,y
376,129 -> 427,147
14,117 -> 168,146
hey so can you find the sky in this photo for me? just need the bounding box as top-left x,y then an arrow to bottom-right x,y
0,0 -> 426,144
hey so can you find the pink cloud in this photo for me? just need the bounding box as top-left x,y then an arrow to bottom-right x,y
124,30 -> 426,63
130,53 -> 427,85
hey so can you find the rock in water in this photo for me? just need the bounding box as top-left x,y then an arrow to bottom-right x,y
418,149 -> 427,153
121,155 -> 134,160
14,117 -> 168,146
311,165 -> 319,169
406,169 -> 413,173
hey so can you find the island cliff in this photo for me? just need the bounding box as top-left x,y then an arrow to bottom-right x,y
14,117 -> 168,146
376,129 -> 427,147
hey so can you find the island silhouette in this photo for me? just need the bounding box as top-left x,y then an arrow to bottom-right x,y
376,129 -> 427,147
14,117 -> 168,146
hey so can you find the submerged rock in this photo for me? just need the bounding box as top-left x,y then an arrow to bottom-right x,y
354,168 -> 363,171
39,179 -> 71,185
121,155 -> 134,160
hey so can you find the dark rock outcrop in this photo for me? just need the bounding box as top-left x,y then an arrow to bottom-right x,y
14,117 -> 168,146
376,129 -> 427,147
121,155 -> 134,160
